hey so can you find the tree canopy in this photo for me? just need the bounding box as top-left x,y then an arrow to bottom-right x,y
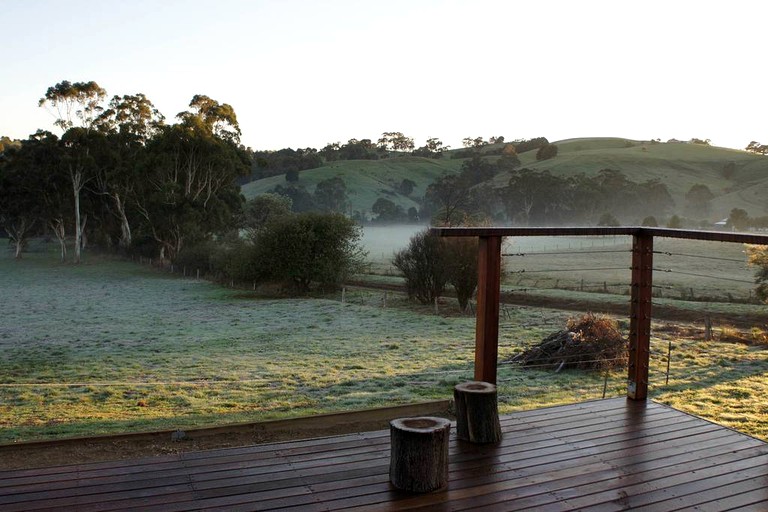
1,79 -> 249,263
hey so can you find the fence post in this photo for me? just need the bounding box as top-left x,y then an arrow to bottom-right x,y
628,231 -> 653,401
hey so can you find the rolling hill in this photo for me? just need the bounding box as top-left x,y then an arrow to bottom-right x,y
241,138 -> 768,222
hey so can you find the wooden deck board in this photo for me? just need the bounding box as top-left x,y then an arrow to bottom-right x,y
2,398 -> 767,511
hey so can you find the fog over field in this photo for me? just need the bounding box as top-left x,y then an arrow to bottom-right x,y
361,224 -> 425,263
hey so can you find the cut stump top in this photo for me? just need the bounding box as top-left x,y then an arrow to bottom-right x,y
390,417 -> 451,433
455,381 -> 497,394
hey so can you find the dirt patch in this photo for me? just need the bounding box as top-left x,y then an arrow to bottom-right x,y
0,400 -> 452,471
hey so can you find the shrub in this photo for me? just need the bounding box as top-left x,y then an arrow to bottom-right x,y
393,229 -> 478,309
667,214 -> 682,228
393,230 -> 447,305
444,237 -> 478,311
598,213 -> 620,226
209,240 -> 259,283
535,143 -> 558,161
173,240 -> 218,275
252,212 -> 366,292
641,216 -> 658,227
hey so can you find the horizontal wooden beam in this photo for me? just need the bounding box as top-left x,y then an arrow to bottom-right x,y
431,226 -> 768,245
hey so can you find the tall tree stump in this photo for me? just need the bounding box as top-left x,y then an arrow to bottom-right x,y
454,381 -> 502,443
389,417 -> 451,493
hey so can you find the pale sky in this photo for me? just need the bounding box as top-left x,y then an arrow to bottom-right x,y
2,0 -> 766,151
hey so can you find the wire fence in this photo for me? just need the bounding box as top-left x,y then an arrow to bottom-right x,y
500,236 -> 760,303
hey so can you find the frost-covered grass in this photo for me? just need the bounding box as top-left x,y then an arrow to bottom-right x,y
2,241 -> 767,443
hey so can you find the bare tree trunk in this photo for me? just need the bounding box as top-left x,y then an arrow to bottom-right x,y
49,218 -> 67,262
80,215 -> 88,251
69,167 -> 83,263
71,167 -> 84,264
113,193 -> 132,250
6,217 -> 34,260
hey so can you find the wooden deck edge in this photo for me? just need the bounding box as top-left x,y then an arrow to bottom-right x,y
0,400 -> 452,451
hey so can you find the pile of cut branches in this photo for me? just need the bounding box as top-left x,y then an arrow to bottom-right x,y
510,313 -> 627,371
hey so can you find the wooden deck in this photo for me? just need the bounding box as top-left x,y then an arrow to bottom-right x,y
2,397 -> 767,511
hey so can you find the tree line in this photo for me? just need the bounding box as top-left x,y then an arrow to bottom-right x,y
239,134 -> 550,183
0,81 -> 249,263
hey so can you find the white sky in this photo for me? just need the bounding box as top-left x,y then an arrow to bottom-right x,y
1,0 -> 766,151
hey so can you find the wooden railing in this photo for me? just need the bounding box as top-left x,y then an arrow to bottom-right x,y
432,227 -> 768,400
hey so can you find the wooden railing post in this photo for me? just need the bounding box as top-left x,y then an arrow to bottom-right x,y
628,232 -> 653,400
475,236 -> 502,384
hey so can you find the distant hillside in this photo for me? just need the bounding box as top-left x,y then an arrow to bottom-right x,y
241,156 -> 463,216
241,138 -> 768,222
506,138 -> 768,220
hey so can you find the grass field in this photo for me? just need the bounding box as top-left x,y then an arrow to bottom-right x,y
2,239 -> 768,443
240,156 -> 463,215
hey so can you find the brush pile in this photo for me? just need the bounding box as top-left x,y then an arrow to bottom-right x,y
511,313 -> 627,371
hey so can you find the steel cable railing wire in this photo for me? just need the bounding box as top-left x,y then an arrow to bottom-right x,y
654,250 -> 747,264
497,357 -> 627,372
652,267 -> 755,284
497,350 -> 629,366
503,249 -> 631,257
507,267 -> 630,274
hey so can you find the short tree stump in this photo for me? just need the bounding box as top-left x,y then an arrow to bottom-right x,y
454,381 -> 502,444
389,416 -> 451,493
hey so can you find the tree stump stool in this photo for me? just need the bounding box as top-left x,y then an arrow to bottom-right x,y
389,416 -> 451,493
454,381 -> 502,444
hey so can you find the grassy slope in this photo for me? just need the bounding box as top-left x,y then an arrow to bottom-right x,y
243,138 -> 768,221
241,156 -> 463,214
509,138 -> 768,220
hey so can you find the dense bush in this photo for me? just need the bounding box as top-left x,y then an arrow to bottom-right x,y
535,143 -> 559,161
252,212 -> 366,292
393,229 -> 479,310
174,240 -> 219,275
208,240 -> 258,283
393,230 -> 447,305
444,237 -> 478,311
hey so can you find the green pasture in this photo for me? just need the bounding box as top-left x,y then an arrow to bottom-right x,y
240,156 -> 462,215
2,241 -> 768,443
509,137 -> 768,220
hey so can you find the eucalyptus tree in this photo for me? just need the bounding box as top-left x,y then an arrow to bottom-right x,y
314,176 -> 348,213
0,143 -> 40,258
38,80 -> 107,132
424,173 -> 481,226
139,95 -> 248,260
39,80 -> 108,262
93,93 -> 165,250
